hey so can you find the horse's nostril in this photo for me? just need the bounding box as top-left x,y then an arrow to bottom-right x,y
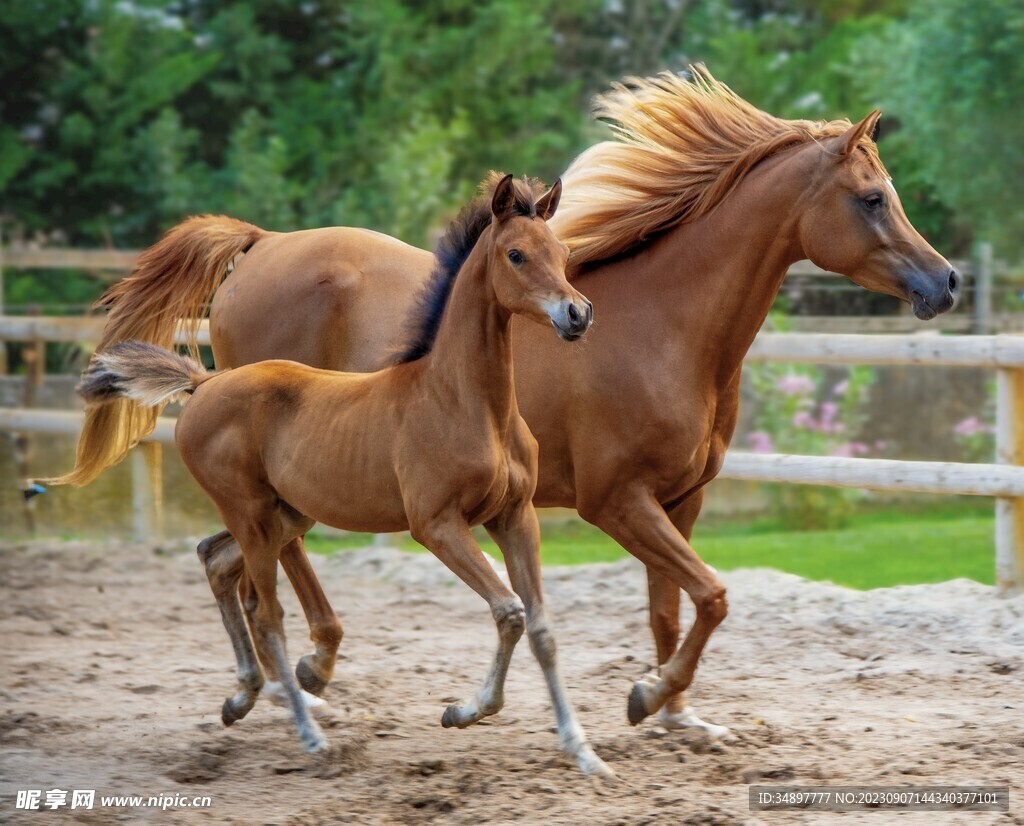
567,303 -> 581,325
948,269 -> 959,293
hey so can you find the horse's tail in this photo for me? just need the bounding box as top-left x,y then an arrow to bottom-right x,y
77,341 -> 214,408
44,215 -> 264,486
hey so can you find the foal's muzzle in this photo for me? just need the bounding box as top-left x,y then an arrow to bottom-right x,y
550,298 -> 593,341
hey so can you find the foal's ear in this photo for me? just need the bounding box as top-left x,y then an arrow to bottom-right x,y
490,173 -> 516,221
535,178 -> 562,221
841,110 -> 882,155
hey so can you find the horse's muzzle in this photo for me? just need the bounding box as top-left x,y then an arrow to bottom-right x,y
908,268 -> 959,320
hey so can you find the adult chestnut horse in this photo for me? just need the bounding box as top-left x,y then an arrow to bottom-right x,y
53,69 -> 958,733
73,175 -> 610,775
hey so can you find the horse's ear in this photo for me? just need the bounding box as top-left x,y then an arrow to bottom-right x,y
842,110 -> 882,155
491,173 -> 516,221
535,179 -> 562,221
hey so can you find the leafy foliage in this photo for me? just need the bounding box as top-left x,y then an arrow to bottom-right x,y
0,0 -> 1018,268
860,0 -> 1024,254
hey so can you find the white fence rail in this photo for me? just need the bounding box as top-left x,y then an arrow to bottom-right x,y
1,316 -> 1022,591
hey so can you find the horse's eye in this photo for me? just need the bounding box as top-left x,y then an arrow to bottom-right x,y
508,250 -> 524,265
863,193 -> 885,211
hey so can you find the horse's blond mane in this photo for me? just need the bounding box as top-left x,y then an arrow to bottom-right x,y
552,66 -> 888,266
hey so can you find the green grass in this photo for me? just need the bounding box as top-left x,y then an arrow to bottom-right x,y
305,500 -> 996,591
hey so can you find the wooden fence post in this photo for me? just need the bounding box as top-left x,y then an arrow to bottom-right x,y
0,229 -> 5,376
131,442 -> 163,543
974,242 -> 993,335
995,367 -> 1024,592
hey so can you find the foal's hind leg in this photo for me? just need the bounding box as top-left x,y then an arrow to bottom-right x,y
278,537 -> 343,695
239,539 -> 331,708
409,516 -> 526,729
197,530 -> 263,725
230,516 -> 326,752
486,506 -> 612,778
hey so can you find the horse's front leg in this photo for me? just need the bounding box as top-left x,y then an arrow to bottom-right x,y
647,491 -> 730,738
409,515 -> 526,729
486,504 -> 612,778
584,487 -> 728,729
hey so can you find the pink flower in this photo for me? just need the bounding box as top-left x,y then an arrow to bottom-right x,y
748,431 -> 774,454
820,401 -> 839,424
832,380 -> 849,396
792,411 -> 816,429
832,442 -> 869,457
776,373 -> 815,396
954,417 -> 981,437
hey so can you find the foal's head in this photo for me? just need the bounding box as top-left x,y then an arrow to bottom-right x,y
485,174 -> 592,340
797,112 -> 959,319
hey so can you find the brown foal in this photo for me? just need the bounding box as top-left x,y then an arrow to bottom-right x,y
74,175 -> 611,776
53,68 -> 959,735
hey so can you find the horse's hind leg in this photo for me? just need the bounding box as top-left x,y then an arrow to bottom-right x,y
409,516 -> 526,729
486,506 -> 612,778
197,530 -> 263,725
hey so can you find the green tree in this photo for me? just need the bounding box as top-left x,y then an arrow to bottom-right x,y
862,0 -> 1024,255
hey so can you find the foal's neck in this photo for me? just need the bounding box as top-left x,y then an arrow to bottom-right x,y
422,240 -> 516,420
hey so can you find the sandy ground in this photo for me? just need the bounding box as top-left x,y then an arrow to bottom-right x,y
1,538 -> 1022,825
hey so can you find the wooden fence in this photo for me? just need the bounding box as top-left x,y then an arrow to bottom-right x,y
0,312 -> 1022,590
1,245 -> 1022,589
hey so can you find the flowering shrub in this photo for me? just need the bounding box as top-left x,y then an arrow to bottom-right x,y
746,362 -> 879,529
952,416 -> 995,462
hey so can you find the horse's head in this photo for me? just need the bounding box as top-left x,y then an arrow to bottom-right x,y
798,112 -> 959,320
488,174 -> 592,340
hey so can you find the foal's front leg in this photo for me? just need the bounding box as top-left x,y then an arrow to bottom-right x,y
486,505 -> 612,778
409,516 -> 526,728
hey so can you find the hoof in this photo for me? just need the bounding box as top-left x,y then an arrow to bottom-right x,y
627,682 -> 651,727
577,748 -> 615,779
658,706 -> 730,739
303,732 -> 328,753
264,681 -> 326,710
441,705 -> 458,729
221,697 -> 246,727
296,656 -> 328,696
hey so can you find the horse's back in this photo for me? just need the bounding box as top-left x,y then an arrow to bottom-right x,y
210,226 -> 435,373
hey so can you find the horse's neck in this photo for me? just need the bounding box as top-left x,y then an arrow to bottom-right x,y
423,246 -> 516,420
634,147 -> 813,383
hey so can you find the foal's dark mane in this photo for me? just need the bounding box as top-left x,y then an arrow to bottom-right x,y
391,173 -> 545,365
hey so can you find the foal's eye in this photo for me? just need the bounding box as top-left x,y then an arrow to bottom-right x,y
508,250 -> 524,265
862,193 -> 885,211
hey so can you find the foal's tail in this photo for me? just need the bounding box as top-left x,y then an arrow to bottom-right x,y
77,342 -> 214,409
45,216 -> 264,486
